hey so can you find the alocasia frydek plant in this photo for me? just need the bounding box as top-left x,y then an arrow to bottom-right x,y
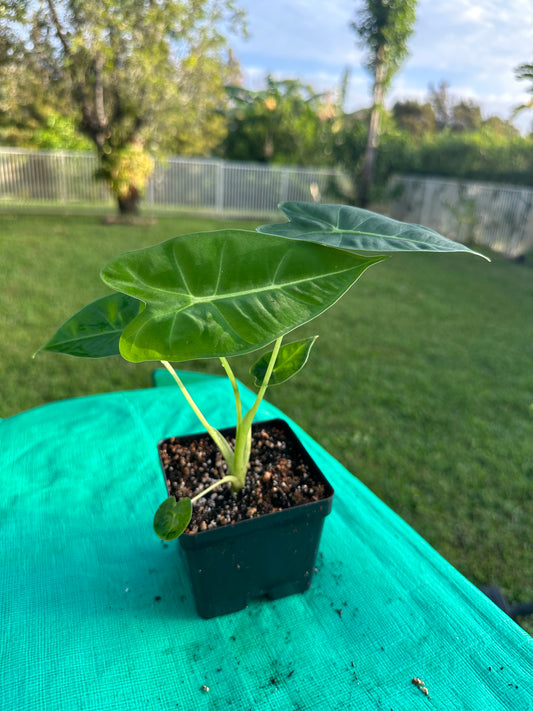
38,202 -> 488,539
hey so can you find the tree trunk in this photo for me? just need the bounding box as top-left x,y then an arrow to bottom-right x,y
358,55 -> 386,208
117,185 -> 141,215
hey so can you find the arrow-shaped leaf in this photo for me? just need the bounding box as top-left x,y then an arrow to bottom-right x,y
153,497 -> 192,541
251,336 -> 318,386
100,229 -> 385,363
258,202 -> 489,260
38,292 -> 143,358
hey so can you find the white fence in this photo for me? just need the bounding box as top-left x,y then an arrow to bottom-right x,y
388,174 -> 533,258
2,148 -> 532,257
0,147 -> 342,217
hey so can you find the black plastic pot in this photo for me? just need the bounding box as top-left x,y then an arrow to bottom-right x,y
158,419 -> 334,618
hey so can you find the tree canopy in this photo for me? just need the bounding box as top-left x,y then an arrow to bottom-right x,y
352,0 -> 417,89
514,62 -> 533,119
0,0 -> 245,212
392,100 -> 435,138
221,76 -> 337,165
351,0 -> 417,205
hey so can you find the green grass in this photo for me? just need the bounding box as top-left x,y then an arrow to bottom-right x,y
2,211 -> 532,632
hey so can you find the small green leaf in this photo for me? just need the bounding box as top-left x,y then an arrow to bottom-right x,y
37,292 -> 142,358
258,201 -> 490,260
153,497 -> 193,541
251,336 -> 318,386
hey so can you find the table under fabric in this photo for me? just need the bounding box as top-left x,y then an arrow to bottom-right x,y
1,371 -> 532,711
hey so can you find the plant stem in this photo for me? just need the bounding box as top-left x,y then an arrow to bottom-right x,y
232,337 -> 283,487
220,357 -> 243,424
190,475 -> 240,504
244,336 -> 283,426
161,341 -> 281,497
160,360 -> 235,468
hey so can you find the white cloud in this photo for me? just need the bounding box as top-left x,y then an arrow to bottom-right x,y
410,1 -> 533,80
461,5 -> 485,23
233,0 -> 533,131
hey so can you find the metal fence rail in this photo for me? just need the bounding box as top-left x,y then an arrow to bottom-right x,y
388,174 -> 533,258
0,149 -> 110,204
3,148 -> 532,257
0,147 -> 342,216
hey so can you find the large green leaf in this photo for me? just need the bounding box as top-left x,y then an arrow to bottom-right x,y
258,202 -> 489,259
38,292 -> 142,358
250,336 -> 318,386
100,229 -> 385,363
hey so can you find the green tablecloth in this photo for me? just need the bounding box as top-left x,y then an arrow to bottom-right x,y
1,372 -> 532,710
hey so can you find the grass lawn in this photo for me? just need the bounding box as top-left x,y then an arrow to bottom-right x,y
2,211 -> 532,632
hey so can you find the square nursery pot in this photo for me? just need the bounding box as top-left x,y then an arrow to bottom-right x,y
158,418 -> 334,618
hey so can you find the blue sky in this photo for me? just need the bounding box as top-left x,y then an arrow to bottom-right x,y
230,0 -> 533,133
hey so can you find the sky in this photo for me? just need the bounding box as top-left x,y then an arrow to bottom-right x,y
229,0 -> 533,133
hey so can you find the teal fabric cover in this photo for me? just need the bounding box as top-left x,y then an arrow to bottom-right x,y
1,371 -> 532,710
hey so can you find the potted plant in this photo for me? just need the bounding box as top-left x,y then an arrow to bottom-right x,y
38,201 -> 487,617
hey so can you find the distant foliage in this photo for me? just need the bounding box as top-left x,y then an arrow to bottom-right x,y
514,62 -> 533,114
392,101 -> 436,137
405,130 -> 533,185
332,90 -> 533,201
32,115 -> 92,151
220,77 -> 337,166
1,0 -> 246,213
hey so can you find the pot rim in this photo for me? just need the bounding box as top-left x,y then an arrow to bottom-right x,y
157,417 -> 334,546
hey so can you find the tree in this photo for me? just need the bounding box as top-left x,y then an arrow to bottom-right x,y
221,76 -> 336,165
450,99 -> 482,133
481,115 -> 519,139
0,6 -> 77,146
428,83 -> 484,134
31,114 -> 93,150
2,0 -> 245,213
428,80 -> 451,131
392,100 -> 436,137
351,0 -> 417,206
514,62 -> 533,125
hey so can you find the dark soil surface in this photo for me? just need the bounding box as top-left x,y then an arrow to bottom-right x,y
158,422 -> 328,534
